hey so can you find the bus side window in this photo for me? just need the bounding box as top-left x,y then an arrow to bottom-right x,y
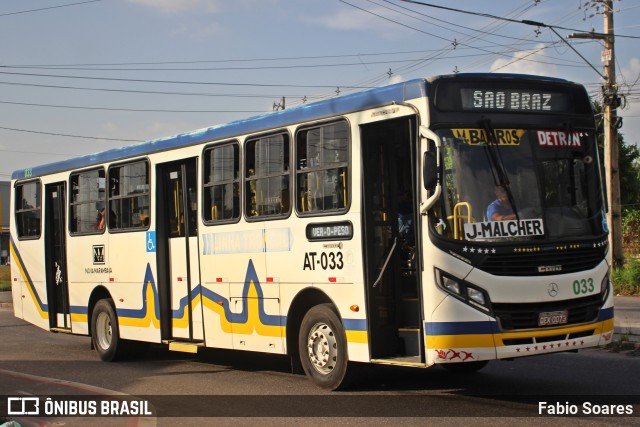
107,160 -> 150,231
70,168 -> 106,235
296,121 -> 349,215
204,141 -> 240,224
245,133 -> 290,219
15,180 -> 42,239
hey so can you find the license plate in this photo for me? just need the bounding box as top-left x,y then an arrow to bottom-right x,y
538,310 -> 568,326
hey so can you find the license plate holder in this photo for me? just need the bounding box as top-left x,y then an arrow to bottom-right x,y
538,310 -> 568,326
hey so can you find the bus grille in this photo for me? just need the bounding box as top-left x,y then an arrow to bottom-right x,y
492,294 -> 602,331
477,247 -> 604,276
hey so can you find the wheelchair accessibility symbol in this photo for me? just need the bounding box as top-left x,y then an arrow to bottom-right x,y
146,231 -> 156,252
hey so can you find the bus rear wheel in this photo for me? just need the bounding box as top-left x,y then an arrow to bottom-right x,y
298,304 -> 351,390
91,298 -> 125,361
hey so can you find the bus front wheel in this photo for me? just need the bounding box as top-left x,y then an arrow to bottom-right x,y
91,298 -> 125,362
298,304 -> 351,390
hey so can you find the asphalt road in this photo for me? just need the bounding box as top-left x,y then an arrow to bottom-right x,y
1,307 -> 640,426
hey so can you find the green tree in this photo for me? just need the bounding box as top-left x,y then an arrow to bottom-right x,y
593,101 -> 640,209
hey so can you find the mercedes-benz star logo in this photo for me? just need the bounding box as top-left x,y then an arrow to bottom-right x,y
547,283 -> 559,297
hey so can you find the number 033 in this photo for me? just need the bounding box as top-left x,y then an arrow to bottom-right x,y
572,278 -> 594,295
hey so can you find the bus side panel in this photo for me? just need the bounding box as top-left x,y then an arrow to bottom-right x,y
66,233 -> 110,335
200,224 -> 270,352
199,242 -> 233,350
8,190 -> 23,319
227,226 -> 275,353
276,214 -> 370,363
107,231 -> 161,343
9,236 -> 23,319
11,236 -> 49,331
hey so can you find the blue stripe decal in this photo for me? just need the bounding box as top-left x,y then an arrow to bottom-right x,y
117,264 -> 160,319
343,319 -> 367,331
70,306 -> 88,315
598,306 -> 614,321
171,284 -> 203,318
426,321 -> 500,336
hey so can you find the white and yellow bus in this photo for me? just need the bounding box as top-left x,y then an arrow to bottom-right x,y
10,74 -> 614,389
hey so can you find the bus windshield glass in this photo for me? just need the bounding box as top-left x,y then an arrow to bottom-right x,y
432,127 -> 606,242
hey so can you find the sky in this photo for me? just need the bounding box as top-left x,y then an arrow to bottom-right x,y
0,0 -> 639,180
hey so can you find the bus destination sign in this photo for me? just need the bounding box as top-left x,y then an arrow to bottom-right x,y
460,88 -> 569,113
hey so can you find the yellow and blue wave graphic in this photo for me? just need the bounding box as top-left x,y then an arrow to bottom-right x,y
117,263 -> 161,328
9,240 -> 367,343
200,259 -> 284,336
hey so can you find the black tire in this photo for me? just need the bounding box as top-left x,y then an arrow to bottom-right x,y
298,304 -> 351,390
91,298 -> 127,362
440,360 -> 489,373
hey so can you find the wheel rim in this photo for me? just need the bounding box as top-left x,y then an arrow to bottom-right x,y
306,322 -> 338,375
95,311 -> 112,351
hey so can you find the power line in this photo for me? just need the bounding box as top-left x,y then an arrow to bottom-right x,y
333,0 -> 586,86
376,0 -> 544,43
0,81 -> 294,99
0,125 -> 144,142
0,147 -> 91,157
0,47 -> 544,68
0,100 -> 266,114
399,0 -> 640,38
0,0 -> 104,18
0,70 -> 374,89
386,0 -> 604,79
336,0 -> 452,43
0,57 -> 484,72
287,1 -> 535,107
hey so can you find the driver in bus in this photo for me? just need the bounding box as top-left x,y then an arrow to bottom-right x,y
486,185 -> 516,221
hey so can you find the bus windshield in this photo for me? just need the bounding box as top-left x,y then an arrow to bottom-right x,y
432,127 -> 606,242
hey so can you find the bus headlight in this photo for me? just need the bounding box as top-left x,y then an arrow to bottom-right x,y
601,272 -> 610,303
435,269 -> 492,313
442,276 -> 461,295
467,287 -> 486,307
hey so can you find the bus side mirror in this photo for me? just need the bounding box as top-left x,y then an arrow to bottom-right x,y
423,150 -> 438,191
419,127 -> 442,215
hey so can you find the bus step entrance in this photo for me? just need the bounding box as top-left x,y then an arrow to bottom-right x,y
166,340 -> 204,354
50,327 -> 72,334
370,356 -> 425,367
397,294 -> 422,358
398,327 -> 421,357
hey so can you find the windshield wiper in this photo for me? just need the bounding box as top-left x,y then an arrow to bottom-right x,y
480,118 -> 519,220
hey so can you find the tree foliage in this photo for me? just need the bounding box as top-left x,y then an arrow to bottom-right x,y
592,101 -> 640,209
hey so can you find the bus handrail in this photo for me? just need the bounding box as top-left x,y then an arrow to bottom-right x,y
373,237 -> 398,288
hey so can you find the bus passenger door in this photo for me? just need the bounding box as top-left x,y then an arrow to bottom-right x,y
44,182 -> 70,331
361,116 -> 423,362
157,159 -> 203,342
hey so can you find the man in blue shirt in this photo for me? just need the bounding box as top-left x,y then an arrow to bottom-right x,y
486,185 -> 516,221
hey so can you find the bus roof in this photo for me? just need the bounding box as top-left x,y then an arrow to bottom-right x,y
11,73 -> 575,180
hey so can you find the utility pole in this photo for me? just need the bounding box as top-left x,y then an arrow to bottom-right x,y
569,0 -> 623,267
273,97 -> 286,111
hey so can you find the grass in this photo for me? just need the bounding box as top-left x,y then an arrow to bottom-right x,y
0,265 -> 10,292
612,256 -> 640,296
